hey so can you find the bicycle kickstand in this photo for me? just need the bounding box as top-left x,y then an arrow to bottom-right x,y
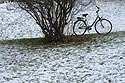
88,30 -> 90,34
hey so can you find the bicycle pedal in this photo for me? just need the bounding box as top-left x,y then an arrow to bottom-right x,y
86,27 -> 92,30
89,28 -> 92,30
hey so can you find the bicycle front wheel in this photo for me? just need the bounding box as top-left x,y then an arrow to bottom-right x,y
95,19 -> 112,35
73,20 -> 86,35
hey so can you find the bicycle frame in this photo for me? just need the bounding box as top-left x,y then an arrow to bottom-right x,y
89,15 -> 101,28
84,6 -> 102,29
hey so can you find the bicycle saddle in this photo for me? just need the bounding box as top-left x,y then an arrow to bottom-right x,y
82,14 -> 88,17
77,17 -> 82,20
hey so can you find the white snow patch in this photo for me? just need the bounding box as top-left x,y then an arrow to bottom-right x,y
0,35 -> 125,83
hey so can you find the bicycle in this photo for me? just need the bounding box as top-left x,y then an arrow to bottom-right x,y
73,6 -> 112,35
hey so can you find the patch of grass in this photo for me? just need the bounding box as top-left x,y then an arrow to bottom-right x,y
0,31 -> 125,46
0,37 -> 45,46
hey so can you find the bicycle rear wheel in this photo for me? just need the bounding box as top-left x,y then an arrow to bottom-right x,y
73,20 -> 86,35
95,19 -> 112,35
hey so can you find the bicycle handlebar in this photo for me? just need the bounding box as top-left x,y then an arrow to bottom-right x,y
96,6 -> 100,13
96,6 -> 100,9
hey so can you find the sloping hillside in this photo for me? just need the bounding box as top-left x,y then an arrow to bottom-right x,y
0,1 -> 125,40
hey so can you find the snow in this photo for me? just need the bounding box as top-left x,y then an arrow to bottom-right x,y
0,34 -> 125,83
0,3 -> 43,40
0,1 -> 125,40
0,1 -> 125,83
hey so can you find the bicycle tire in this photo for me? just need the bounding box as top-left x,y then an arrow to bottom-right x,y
73,20 -> 86,36
95,19 -> 112,35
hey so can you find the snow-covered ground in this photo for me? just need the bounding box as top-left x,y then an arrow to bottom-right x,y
0,1 -> 125,40
0,1 -> 125,83
0,33 -> 125,83
0,3 -> 42,40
